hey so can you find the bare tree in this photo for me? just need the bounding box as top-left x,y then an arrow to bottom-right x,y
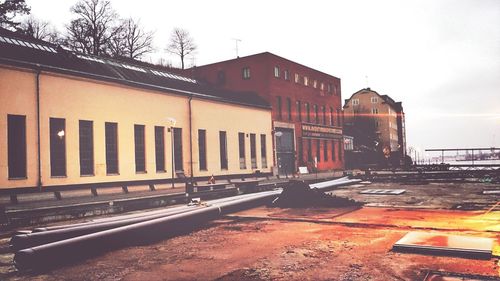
108,18 -> 154,59
166,27 -> 196,69
0,0 -> 30,29
65,0 -> 121,55
18,16 -> 61,44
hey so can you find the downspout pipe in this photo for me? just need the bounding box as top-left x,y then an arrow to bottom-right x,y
188,96 -> 194,182
35,67 -> 42,191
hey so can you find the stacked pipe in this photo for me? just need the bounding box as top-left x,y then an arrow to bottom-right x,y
11,177 -> 360,271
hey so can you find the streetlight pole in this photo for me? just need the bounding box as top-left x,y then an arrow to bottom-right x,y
167,117 -> 177,189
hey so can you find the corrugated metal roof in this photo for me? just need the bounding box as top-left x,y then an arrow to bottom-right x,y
0,28 -> 270,109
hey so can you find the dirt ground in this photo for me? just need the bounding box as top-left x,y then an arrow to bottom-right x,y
2,181 -> 499,281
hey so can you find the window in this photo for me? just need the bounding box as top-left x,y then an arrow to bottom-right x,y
134,125 -> 146,173
298,138 -> 304,165
173,128 -> 183,171
274,66 -> 280,78
7,114 -> 26,178
352,99 -> 359,106
307,139 -> 312,162
338,140 -> 343,161
330,107 -> 334,126
286,97 -> 292,121
198,129 -> 207,171
242,67 -> 251,79
332,140 -> 336,161
276,96 -> 282,120
260,134 -> 267,168
79,120 -> 94,176
305,103 -> 310,122
322,106 -> 326,125
313,80 -> 317,88
320,83 -> 324,91
371,96 -> 378,103
314,105 -> 319,123
334,85 -> 339,96
316,140 -> 321,162
294,73 -> 299,83
50,118 -> 66,177
219,131 -> 228,169
303,76 -> 309,86
250,134 -> 257,169
239,132 -> 246,169
216,70 -> 226,85
284,70 -> 289,80
337,109 -> 342,126
296,101 -> 302,121
324,140 -> 328,161
105,122 -> 118,174
372,108 -> 379,114
155,126 -> 166,172
327,83 -> 332,94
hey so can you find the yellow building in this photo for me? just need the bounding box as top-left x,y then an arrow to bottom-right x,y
343,88 -> 406,161
0,29 -> 272,191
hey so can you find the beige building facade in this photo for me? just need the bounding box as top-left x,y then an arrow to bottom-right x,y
343,88 -> 406,157
0,29 -> 272,190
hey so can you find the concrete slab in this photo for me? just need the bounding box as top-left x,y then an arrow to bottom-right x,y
360,189 -> 406,195
393,231 -> 494,259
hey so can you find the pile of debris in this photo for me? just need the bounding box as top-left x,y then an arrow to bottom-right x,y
272,180 -> 363,208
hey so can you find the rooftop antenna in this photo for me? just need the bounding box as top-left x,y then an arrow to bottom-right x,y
232,38 -> 241,58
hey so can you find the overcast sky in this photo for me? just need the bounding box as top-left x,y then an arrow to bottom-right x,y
25,0 -> 500,158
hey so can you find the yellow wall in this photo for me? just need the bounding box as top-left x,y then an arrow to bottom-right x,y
0,67 -> 38,188
0,65 -> 272,189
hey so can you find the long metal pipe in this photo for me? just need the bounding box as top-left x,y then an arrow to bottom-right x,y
14,191 -> 277,271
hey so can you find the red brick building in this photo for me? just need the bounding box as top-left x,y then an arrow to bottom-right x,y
186,52 -> 344,174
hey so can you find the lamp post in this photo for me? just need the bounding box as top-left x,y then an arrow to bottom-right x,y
167,117 -> 177,188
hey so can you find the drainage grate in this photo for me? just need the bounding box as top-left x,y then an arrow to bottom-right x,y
394,232 -> 493,259
359,189 -> 406,195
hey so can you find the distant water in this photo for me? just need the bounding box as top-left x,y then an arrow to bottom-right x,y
446,159 -> 500,165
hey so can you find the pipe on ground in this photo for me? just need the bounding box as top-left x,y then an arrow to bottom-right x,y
14,192 -> 277,271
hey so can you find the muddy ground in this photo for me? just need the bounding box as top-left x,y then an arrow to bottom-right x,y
1,182 -> 499,281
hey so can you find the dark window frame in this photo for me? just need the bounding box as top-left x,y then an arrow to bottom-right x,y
296,100 -> 302,121
324,140 -> 328,161
134,124 -> 146,173
105,122 -> 119,175
260,134 -> 267,168
316,139 -> 321,163
155,126 -> 166,172
250,133 -> 257,169
7,114 -> 27,179
219,131 -> 228,170
198,129 -> 207,171
238,132 -> 246,169
79,120 -> 94,176
276,96 -> 282,120
50,117 -> 67,177
286,97 -> 292,121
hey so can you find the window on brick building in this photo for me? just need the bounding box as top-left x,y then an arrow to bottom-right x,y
313,105 -> 319,123
307,139 -> 312,162
352,99 -> 359,106
327,83 -> 333,94
332,140 -> 336,161
372,108 -> 379,114
305,103 -> 310,122
274,66 -> 280,78
277,96 -> 282,119
296,101 -> 302,121
242,67 -> 251,79
313,80 -> 317,88
322,106 -> 326,125
304,76 -> 309,86
294,73 -> 299,83
371,96 -> 378,103
324,140 -> 328,162
316,140 -> 321,162
321,82 -> 324,91
337,109 -> 342,126
330,107 -> 334,126
286,97 -> 292,121
284,70 -> 289,80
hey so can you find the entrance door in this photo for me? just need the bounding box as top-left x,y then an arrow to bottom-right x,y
275,128 -> 295,176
